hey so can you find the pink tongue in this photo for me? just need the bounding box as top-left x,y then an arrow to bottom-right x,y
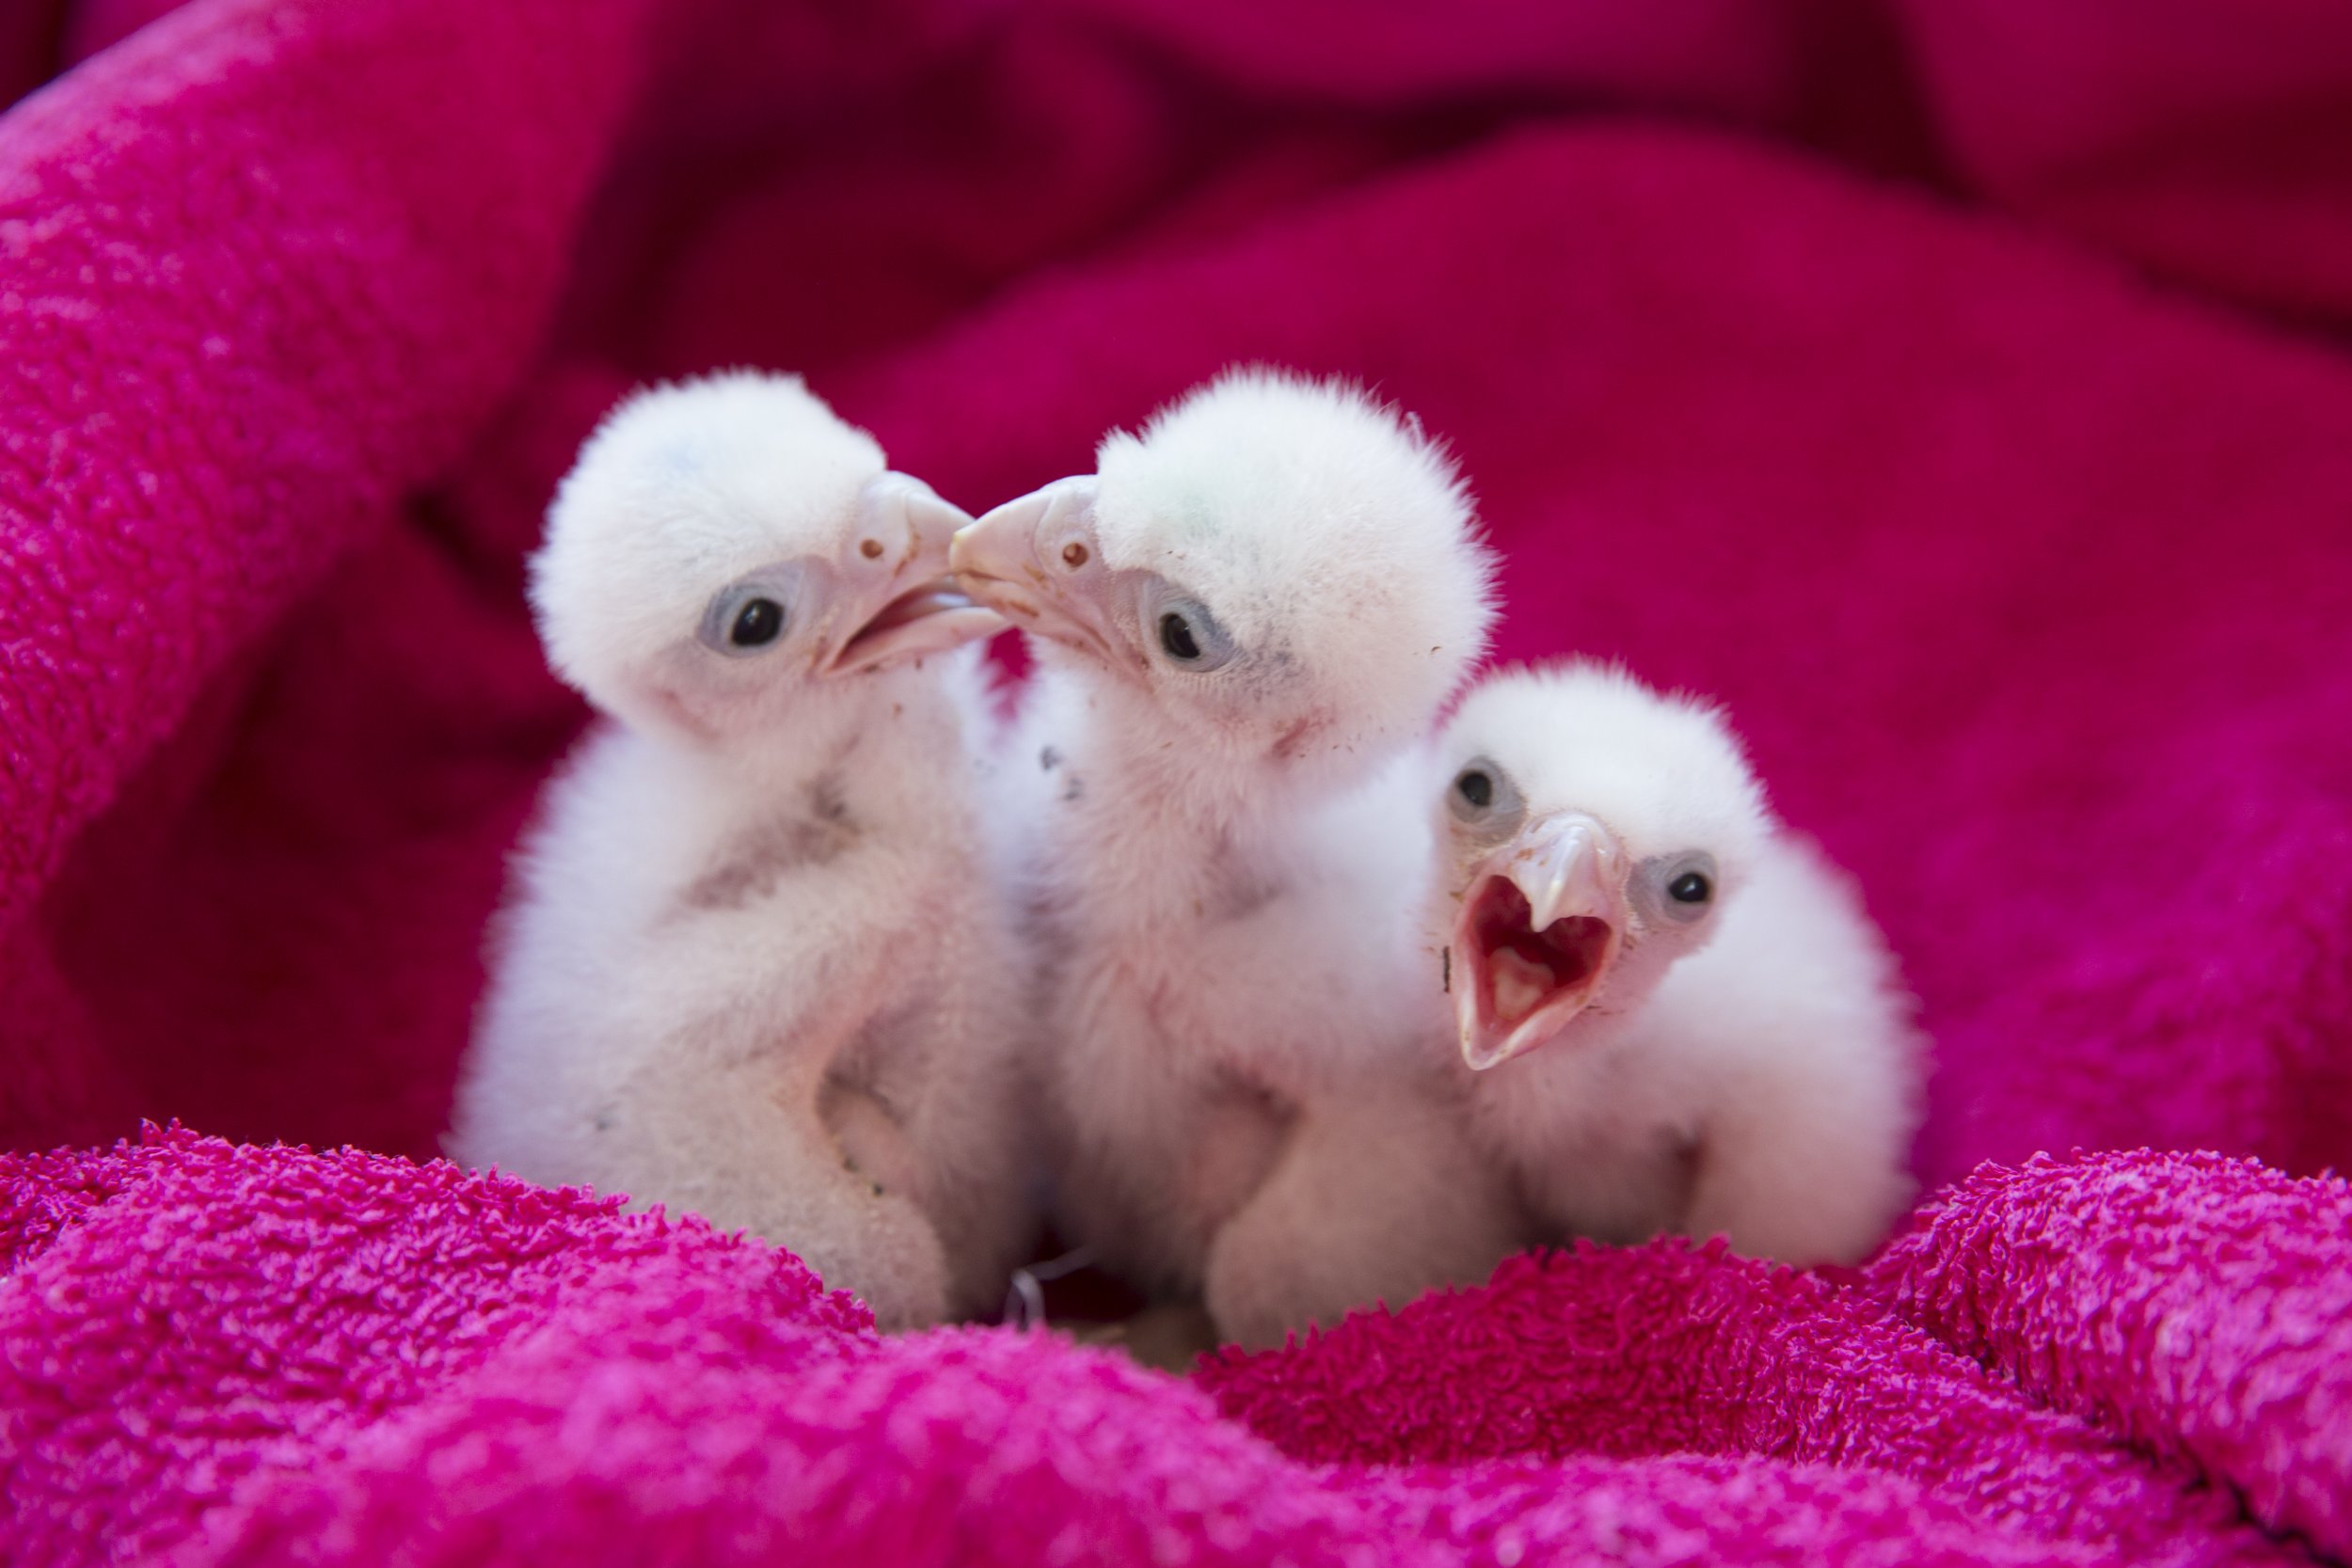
1487,947 -> 1558,1026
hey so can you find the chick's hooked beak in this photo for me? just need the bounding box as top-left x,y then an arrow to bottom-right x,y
1452,812 -> 1628,1071
829,473 -> 1006,674
949,478 -> 1130,668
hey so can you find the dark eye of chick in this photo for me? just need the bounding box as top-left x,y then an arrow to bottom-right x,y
1454,769 -> 1493,809
1667,870 -> 1712,905
730,597 -> 785,649
1159,611 -> 1201,661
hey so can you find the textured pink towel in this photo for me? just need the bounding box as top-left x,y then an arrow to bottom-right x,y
6,1 -> 2352,1562
8,1132 -> 2346,1565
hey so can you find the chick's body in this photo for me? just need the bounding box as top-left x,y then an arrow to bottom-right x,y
958,370 -> 1520,1346
1019,688 -> 1470,1293
1433,663 -> 1923,1266
449,372 -> 1032,1330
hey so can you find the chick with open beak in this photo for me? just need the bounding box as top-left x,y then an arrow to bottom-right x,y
1431,661 -> 1925,1267
451,372 -> 1037,1333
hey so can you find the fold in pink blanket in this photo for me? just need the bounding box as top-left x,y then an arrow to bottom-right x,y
5,2 -> 2351,1563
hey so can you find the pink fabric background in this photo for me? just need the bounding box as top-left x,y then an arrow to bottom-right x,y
3,1 -> 2350,1561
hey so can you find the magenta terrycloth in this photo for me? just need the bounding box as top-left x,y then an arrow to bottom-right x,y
5,1 -> 2352,1563
9,1131 -> 2345,1566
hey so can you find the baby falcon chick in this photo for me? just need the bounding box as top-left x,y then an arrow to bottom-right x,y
448,371 -> 1032,1331
951,368 -> 1522,1348
1431,661 -> 1923,1265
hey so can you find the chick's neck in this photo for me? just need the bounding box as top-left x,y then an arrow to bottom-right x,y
1042,666 -> 1363,922
705,662 -> 978,838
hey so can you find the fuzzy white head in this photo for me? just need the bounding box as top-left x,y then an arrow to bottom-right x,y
1436,662 -> 1773,1069
949,367 -> 1496,793
530,370 -> 1001,745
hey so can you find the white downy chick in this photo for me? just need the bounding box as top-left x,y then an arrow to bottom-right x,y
951,367 -> 1524,1348
447,371 -> 1033,1331
1431,662 -> 1923,1265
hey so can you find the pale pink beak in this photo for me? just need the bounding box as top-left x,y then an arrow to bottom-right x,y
1451,811 -> 1628,1070
949,478 -> 1136,671
828,473 -> 1005,674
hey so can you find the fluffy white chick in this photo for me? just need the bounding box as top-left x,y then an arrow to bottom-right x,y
951,367 -> 1523,1348
447,371 -> 1033,1331
1430,661 -> 1923,1265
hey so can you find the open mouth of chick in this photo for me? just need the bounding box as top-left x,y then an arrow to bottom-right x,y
1459,875 -> 1615,1057
832,578 -> 1001,672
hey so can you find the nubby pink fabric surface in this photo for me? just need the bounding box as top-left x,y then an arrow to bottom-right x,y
4,1 -> 2351,1563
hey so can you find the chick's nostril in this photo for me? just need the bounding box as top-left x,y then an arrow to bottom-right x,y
1061,541 -> 1089,569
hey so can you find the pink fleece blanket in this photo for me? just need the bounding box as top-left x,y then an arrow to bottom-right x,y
6,2 -> 2352,1562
